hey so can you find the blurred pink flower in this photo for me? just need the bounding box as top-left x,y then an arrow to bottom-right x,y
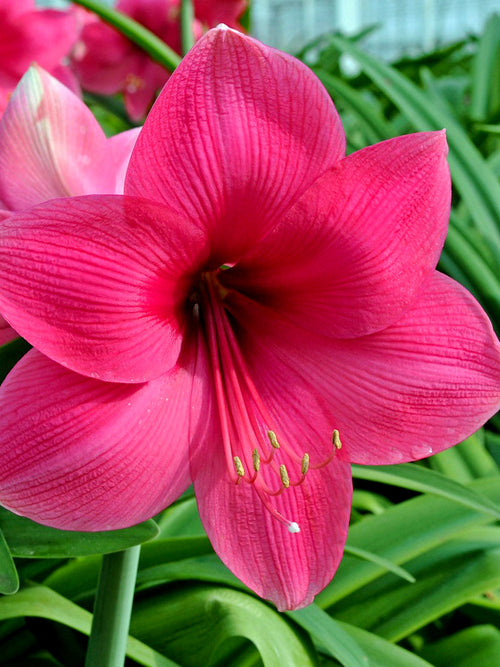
0,0 -> 78,117
72,0 -> 247,120
0,28 -> 498,610
0,64 -> 140,344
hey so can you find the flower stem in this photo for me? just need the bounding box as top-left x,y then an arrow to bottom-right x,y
71,0 -> 182,71
84,546 -> 141,667
180,0 -> 195,55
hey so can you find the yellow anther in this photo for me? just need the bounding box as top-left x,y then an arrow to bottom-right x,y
301,453 -> 310,475
268,430 -> 280,449
234,456 -> 245,477
332,429 -> 342,450
280,464 -> 290,488
252,448 -> 260,472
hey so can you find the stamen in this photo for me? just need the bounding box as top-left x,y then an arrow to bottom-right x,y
234,456 -> 245,478
279,464 -> 290,488
288,522 -> 300,533
333,429 -> 342,450
252,448 -> 260,472
301,453 -> 310,475
268,430 -> 280,449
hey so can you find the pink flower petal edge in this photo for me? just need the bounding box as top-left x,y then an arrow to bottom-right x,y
0,349 -> 197,530
0,66 -> 140,210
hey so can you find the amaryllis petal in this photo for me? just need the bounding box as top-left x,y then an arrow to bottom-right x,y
0,3 -> 77,94
225,132 -> 450,338
334,272 -> 500,464
193,418 -> 352,611
0,349 -> 199,530
224,272 -> 500,467
126,26 -> 345,260
0,66 -> 140,210
0,196 -> 209,382
195,0 -> 247,29
100,127 -> 142,194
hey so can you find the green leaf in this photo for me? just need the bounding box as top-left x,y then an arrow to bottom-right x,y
0,507 -> 159,557
351,464 -> 500,519
131,584 -> 317,667
0,585 -> 180,667
338,621 -> 434,667
344,545 -> 415,583
0,527 -> 19,595
326,34 -> 500,253
317,477 -> 500,608
422,625 -> 500,667
334,541 -> 500,641
430,431 -> 499,481
470,14 -> 500,122
313,69 -> 394,144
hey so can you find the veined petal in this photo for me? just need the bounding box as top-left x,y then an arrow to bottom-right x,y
0,348 -> 201,530
0,196 -> 209,382
0,66 -> 138,209
126,27 -> 345,260
224,272 -> 500,468
225,132 -> 450,338
193,417 -> 352,611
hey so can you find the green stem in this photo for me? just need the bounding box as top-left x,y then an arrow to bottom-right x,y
72,0 -> 181,71
180,0 -> 195,55
85,546 -> 141,667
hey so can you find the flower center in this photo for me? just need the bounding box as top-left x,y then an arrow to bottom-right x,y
197,270 -> 341,533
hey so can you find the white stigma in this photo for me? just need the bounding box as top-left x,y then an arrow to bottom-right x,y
288,522 -> 300,534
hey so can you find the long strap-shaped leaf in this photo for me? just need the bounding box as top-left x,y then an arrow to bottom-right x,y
319,35 -> 500,253
0,585 -> 179,667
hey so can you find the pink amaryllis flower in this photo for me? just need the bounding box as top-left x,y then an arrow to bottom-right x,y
0,0 -> 78,117
0,28 -> 499,610
0,64 -> 140,344
72,0 -> 247,120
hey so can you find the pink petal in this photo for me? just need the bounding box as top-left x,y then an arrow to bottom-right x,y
0,66 -> 138,210
0,348 -> 201,530
192,413 -> 352,610
122,60 -> 168,121
224,132 -> 450,338
223,272 -> 500,468
0,7 -> 77,83
194,0 -> 248,29
126,26 -> 345,260
0,196 -> 209,382
100,127 -> 142,194
72,20 -> 138,96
